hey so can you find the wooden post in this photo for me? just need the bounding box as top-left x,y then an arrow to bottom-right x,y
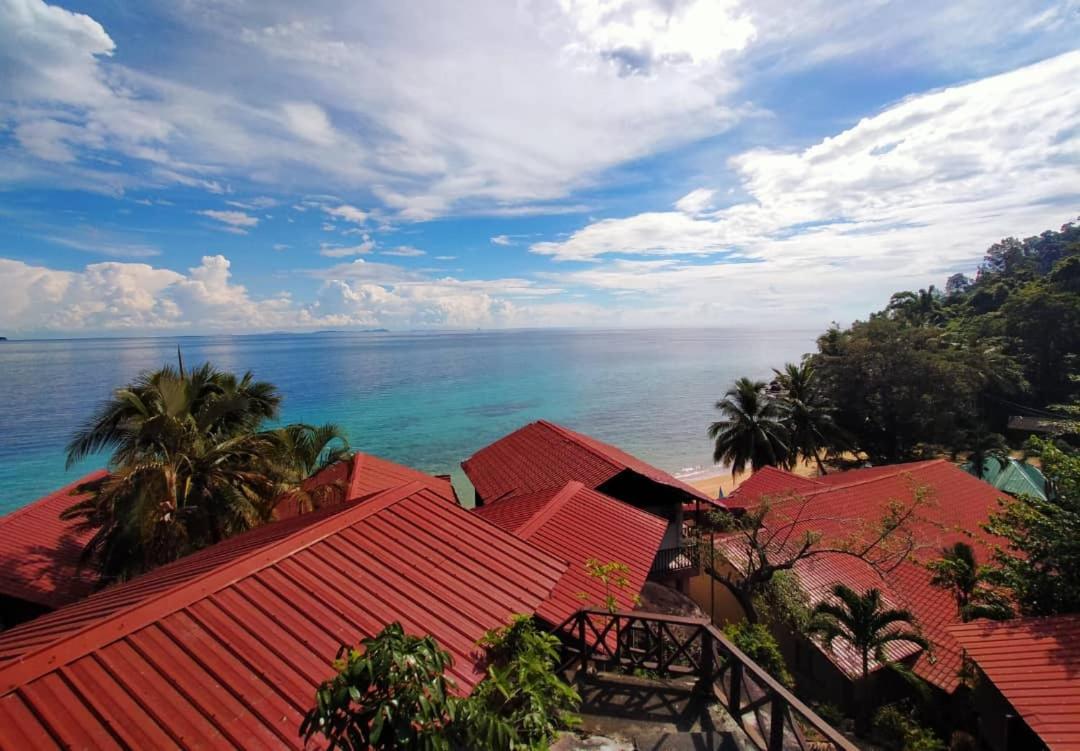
698,628 -> 715,696
578,613 -> 587,673
728,659 -> 743,717
768,694 -> 787,751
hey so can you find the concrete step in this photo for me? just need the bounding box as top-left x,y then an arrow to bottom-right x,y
631,729 -> 743,751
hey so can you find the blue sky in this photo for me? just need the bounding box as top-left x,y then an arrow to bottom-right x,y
1,0 -> 1078,336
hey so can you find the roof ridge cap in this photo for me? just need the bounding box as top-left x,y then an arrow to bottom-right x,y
346,452 -> 369,500
0,480 -> 427,696
809,462 -> 941,493
516,481 -> 584,540
0,470 -> 106,527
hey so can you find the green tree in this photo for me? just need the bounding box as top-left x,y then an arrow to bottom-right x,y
773,361 -> 846,474
301,623 -> 458,750
268,422 -> 352,514
708,377 -> 789,476
62,363 -> 345,580
886,287 -> 945,327
985,437 -> 1080,615
810,585 -> 929,733
961,430 -> 1009,480
926,542 -> 1011,622
810,318 -> 1022,463
722,620 -> 793,688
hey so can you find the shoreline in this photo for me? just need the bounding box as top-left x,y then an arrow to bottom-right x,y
680,457 -> 827,499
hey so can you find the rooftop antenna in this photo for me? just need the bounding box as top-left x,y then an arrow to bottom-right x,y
177,344 -> 185,378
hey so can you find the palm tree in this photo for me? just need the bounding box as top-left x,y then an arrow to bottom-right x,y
963,430 -> 1010,480
62,363 -> 345,581
268,423 -> 352,515
810,584 -> 929,732
708,377 -> 789,477
772,362 -> 846,474
927,542 -> 1012,622
887,286 -> 944,326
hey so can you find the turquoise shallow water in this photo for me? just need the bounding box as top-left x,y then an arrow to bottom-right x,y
0,328 -> 817,514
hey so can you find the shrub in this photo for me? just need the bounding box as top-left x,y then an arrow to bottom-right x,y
300,622 -> 457,750
722,620 -> 794,688
460,615 -> 581,750
872,705 -> 945,751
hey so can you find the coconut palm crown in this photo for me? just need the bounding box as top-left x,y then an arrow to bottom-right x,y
62,363 -> 347,581
708,377 -> 790,477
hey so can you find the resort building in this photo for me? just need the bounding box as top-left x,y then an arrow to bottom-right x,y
0,471 -> 106,627
961,456 -> 1050,501
950,615 -> 1080,751
700,460 -> 1011,714
462,420 -> 721,587
0,429 -> 851,750
0,481 -> 568,748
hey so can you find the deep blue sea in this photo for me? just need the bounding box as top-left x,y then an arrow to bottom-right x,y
0,328 -> 818,515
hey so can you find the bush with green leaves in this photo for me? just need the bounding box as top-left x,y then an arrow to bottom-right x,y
872,705 -> 945,751
462,615 -> 581,750
302,617 -> 580,751
722,620 -> 794,688
300,622 -> 458,750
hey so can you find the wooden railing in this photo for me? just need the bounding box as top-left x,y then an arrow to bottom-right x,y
649,543 -> 700,576
554,609 -> 856,751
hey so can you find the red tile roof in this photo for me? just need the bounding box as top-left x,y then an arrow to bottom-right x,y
0,471 -> 106,609
463,420 -> 717,506
276,451 -> 456,518
719,459 -> 1009,691
474,481 -> 667,630
0,481 -> 566,749
949,616 -> 1080,750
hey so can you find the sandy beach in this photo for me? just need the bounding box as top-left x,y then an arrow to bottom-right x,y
684,457 -> 826,497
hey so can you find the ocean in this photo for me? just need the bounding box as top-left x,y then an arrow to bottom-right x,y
0,328 -> 818,514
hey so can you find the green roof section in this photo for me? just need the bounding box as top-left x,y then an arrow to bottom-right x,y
961,457 -> 1048,501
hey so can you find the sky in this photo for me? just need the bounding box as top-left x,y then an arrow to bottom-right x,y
0,0 -> 1078,336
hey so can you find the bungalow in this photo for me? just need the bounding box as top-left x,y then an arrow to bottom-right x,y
0,481 -> 568,748
473,480 -> 667,634
700,460 -> 1012,715
950,615 -> 1080,751
462,420 -> 722,587
0,471 -> 106,627
961,456 -> 1049,502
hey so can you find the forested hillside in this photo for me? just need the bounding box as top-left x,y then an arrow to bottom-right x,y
809,220 -> 1079,463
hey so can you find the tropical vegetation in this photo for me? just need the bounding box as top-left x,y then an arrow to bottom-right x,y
985,436 -> 1080,615
926,542 -> 1011,622
711,220 -> 1079,469
62,362 -> 348,581
302,617 -> 580,751
809,584 -> 929,733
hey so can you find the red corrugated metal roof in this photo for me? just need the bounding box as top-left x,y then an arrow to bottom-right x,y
277,451 -> 456,518
0,471 -> 106,609
949,616 -> 1080,750
719,459 -> 1009,692
463,420 -> 717,506
474,481 -> 667,631
724,466 -> 827,508
0,481 -> 566,749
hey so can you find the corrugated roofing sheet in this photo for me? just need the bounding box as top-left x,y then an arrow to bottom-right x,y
950,616 -> 1080,750
0,471 -> 106,609
721,459 -> 1010,692
277,451 -> 456,518
463,420 -> 716,506
0,481 -> 566,749
474,481 -> 667,631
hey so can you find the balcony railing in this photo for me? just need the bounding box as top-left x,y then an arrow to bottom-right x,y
650,542 -> 700,576
554,609 -> 856,751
